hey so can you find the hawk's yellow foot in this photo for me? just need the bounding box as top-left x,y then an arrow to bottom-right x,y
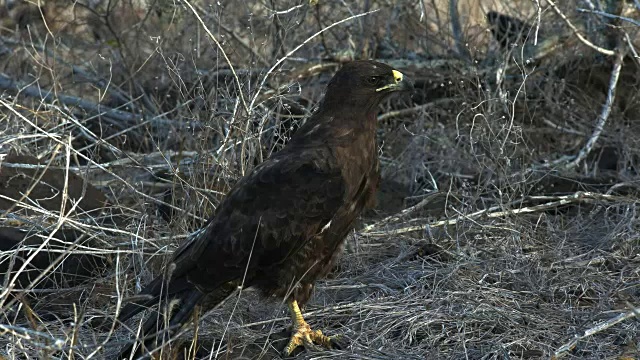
283,300 -> 335,355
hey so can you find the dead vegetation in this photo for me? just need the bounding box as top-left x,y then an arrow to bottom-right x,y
0,0 -> 639,359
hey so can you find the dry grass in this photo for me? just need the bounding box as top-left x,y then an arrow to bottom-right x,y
1,0 -> 639,359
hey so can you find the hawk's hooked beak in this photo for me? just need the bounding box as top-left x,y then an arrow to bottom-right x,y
376,70 -> 414,92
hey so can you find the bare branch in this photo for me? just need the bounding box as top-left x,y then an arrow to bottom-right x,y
182,0 -> 250,114
565,45 -> 625,169
0,74 -> 204,130
248,9 -> 379,112
552,307 -> 640,359
546,0 -> 616,56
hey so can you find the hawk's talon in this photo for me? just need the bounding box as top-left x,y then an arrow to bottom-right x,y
284,323 -> 334,355
284,300 -> 335,355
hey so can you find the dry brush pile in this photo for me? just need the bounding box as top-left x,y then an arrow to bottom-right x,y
0,0 -> 639,359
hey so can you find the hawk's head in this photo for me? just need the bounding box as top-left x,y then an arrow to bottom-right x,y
324,60 -> 413,111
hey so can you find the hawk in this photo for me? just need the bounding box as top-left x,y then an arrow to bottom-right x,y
115,60 -> 413,358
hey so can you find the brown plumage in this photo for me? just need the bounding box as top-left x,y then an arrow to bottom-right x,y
486,11 -> 533,49
115,60 -> 413,359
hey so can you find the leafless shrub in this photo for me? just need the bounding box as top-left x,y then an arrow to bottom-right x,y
0,0 -> 639,359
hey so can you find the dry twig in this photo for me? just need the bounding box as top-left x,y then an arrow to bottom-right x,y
552,306 -> 640,359
565,43 -> 626,169
546,0 -> 615,56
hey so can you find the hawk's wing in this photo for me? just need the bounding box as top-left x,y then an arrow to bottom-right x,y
116,140 -> 348,327
168,149 -> 346,293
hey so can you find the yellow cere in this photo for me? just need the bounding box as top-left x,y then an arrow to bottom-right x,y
392,70 -> 403,83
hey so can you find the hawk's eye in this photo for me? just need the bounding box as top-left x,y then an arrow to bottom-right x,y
366,76 -> 379,85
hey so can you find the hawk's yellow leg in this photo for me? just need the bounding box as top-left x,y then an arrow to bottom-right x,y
283,300 -> 333,355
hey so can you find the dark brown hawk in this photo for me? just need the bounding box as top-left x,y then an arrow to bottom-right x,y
115,60 -> 413,358
486,11 -> 533,49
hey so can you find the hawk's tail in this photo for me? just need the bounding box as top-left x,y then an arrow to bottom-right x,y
117,283 -> 238,360
117,288 -> 203,360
